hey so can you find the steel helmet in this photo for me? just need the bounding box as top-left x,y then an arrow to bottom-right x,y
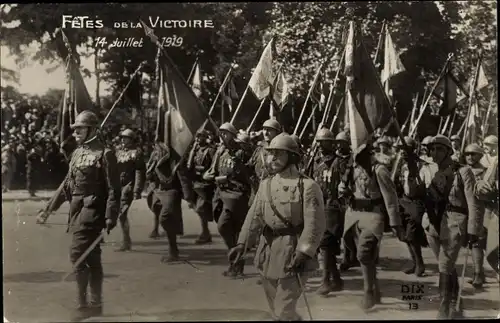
120,128 -> 136,139
334,131 -> 349,143
219,122 -> 238,136
315,128 -> 335,141
421,136 -> 433,146
266,133 -> 300,155
235,132 -> 251,144
262,119 -> 282,132
464,143 -> 484,155
396,136 -> 416,148
377,136 -> 392,145
196,129 -> 210,137
450,135 -> 460,141
71,110 -> 99,129
483,135 -> 498,146
429,134 -> 452,150
290,134 -> 301,146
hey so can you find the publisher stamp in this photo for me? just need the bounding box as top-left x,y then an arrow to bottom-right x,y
400,283 -> 426,310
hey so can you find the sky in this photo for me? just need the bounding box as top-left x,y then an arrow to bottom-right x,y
1,44 -> 110,100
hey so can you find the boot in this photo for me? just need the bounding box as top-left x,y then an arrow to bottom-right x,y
88,268 -> 103,318
317,250 -> 332,296
71,270 -> 90,322
330,253 -> 344,292
195,218 -> 212,244
412,244 -> 426,277
161,229 -> 180,263
449,270 -> 464,319
469,247 -> 485,288
373,269 -> 381,304
402,243 -> 416,274
360,264 -> 376,311
437,273 -> 452,319
116,218 -> 132,252
150,213 -> 160,239
232,258 -> 245,277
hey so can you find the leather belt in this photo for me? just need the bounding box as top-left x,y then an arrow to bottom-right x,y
351,198 -> 383,212
446,205 -> 468,214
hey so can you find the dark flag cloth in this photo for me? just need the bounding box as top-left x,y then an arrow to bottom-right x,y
433,66 -> 466,117
344,21 -> 392,154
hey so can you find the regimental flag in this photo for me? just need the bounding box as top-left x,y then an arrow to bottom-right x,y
381,26 -> 405,101
476,64 -> 489,92
190,61 -> 202,98
248,38 -> 274,100
223,74 -> 239,112
271,69 -> 290,110
465,100 -> 480,145
311,75 -> 327,111
433,67 -> 463,117
344,21 -> 393,153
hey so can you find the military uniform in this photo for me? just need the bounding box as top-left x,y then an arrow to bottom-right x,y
146,143 -> 193,262
423,135 -> 482,319
233,134 -> 326,320
26,143 -> 43,196
1,145 -> 16,192
186,132 -> 216,244
41,112 -> 121,321
115,133 -> 146,251
340,149 -> 401,311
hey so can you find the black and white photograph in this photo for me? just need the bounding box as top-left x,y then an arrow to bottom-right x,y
1,2 -> 498,322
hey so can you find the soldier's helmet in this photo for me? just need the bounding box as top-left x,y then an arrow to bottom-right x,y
266,133 -> 300,155
315,128 -> 335,141
120,128 -> 136,139
465,143 -> 484,155
235,132 -> 251,145
483,135 -> 498,146
450,134 -> 460,142
71,110 -> 99,129
290,134 -> 301,146
429,134 -> 452,150
421,136 -> 433,146
334,131 -> 349,143
377,136 -> 392,145
219,122 -> 238,136
262,119 -> 282,132
396,136 -> 416,148
196,129 -> 210,137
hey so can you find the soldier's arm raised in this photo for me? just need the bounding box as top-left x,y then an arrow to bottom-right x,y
297,180 -> 326,258
134,149 -> 146,197
103,149 -> 121,224
375,164 -> 401,227
237,180 -> 265,248
461,167 -> 483,236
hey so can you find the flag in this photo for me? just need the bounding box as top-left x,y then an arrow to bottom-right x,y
381,27 -> 405,99
271,69 -> 289,109
311,76 -> 327,111
140,20 -> 160,45
344,21 -> 392,153
434,70 -> 458,116
248,38 -> 274,100
465,100 -> 480,144
476,64 -> 489,91
222,75 -> 238,112
190,61 -> 202,98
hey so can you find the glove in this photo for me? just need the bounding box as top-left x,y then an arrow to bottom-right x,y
134,193 -> 142,200
36,210 -> 49,224
286,251 -> 311,274
391,225 -> 406,242
228,244 -> 245,264
105,219 -> 116,234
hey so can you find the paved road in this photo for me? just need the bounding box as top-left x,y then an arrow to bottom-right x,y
3,196 -> 499,322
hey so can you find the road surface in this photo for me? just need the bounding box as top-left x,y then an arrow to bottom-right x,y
3,193 -> 499,322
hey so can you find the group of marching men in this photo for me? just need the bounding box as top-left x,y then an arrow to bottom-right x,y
35,109 -> 498,321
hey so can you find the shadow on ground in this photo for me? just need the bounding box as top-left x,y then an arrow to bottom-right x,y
3,271 -> 118,283
377,256 -> 440,274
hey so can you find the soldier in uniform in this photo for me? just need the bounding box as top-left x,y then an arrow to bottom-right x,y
115,129 -> 146,251
394,137 -> 428,277
146,141 -> 194,262
228,133 -> 326,320
463,143 -> 487,288
36,110 -> 121,321
26,141 -> 43,196
423,135 -> 482,319
2,144 -> 16,192
450,135 -> 461,162
309,128 -> 344,295
376,136 -> 393,157
481,135 -> 498,168
186,129 -> 216,244
203,122 -> 252,277
338,142 -> 404,311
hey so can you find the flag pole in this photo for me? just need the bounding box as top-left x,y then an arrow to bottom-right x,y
461,52 -> 483,152
373,20 -> 386,67
447,110 -> 458,137
247,98 -> 267,132
482,89 -> 495,137
209,67 -> 234,116
299,104 -> 319,140
293,63 -> 324,135
187,56 -> 199,84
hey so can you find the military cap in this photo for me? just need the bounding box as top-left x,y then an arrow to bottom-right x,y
464,143 -> 484,155
266,133 -> 300,155
483,135 -> 498,146
120,128 -> 136,138
262,119 -> 282,132
429,134 -> 452,150
315,128 -> 335,141
71,110 -> 99,129
219,122 -> 238,136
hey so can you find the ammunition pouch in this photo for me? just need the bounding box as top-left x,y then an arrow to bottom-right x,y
262,224 -> 303,245
351,198 -> 384,212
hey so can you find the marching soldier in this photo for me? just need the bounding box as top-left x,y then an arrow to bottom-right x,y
186,129 -> 216,244
26,141 -> 43,196
2,144 -> 16,192
146,141 -> 194,262
450,135 -> 461,162
394,137 -> 428,277
203,122 -> 253,277
419,136 -> 439,187
36,110 -> 121,321
338,142 -> 404,311
481,135 -> 498,168
310,128 -> 344,295
115,129 -> 146,252
377,136 -> 393,157
228,133 -> 326,320
464,144 -> 487,288
423,135 -> 482,319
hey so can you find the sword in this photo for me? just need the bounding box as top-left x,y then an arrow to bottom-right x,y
456,247 -> 470,313
62,231 -> 106,282
296,273 -> 313,321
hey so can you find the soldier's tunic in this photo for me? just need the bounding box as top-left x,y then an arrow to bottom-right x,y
237,166 -> 325,320
423,160 -> 482,273
190,144 -> 216,222
470,164 -> 487,248
205,144 -> 252,249
116,146 -> 146,223
45,138 -> 120,306
248,141 -> 271,202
